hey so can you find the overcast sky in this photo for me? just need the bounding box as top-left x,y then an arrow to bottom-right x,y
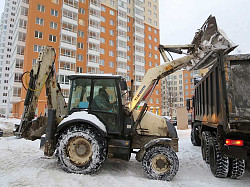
0,0 -> 249,54
159,0 -> 250,57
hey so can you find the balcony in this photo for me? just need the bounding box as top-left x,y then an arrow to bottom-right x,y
87,61 -> 100,68
116,67 -> 127,74
62,3 -> 78,14
62,16 -> 77,26
61,29 -> 77,38
59,55 -> 76,63
60,41 -> 77,51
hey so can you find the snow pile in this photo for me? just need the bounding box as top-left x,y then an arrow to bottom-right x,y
0,118 -> 20,137
0,128 -> 250,186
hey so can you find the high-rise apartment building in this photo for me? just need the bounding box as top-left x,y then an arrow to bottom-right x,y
1,0 -> 161,118
0,0 -> 18,117
161,68 -> 209,117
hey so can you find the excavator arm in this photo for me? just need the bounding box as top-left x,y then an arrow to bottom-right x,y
129,15 -> 236,126
16,46 -> 67,140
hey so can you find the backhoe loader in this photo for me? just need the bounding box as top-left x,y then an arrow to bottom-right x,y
14,16 -> 235,181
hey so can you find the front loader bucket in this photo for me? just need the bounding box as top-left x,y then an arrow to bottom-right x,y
187,15 -> 237,70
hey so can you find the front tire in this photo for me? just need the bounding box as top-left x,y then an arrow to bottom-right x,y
56,125 -> 107,174
142,145 -> 179,181
209,136 -> 229,178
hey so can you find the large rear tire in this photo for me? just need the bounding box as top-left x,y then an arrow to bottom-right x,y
191,125 -> 201,146
201,131 -> 212,163
142,145 -> 179,181
228,158 -> 245,179
209,136 -> 229,178
56,125 -> 107,174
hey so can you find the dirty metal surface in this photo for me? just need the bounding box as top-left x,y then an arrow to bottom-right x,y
226,55 -> 250,122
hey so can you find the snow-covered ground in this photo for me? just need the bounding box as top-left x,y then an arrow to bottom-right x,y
0,127 -> 250,187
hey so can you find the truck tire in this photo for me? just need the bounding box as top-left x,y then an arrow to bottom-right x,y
209,136 -> 229,178
142,145 -> 179,181
201,131 -> 212,163
191,125 -> 201,146
228,158 -> 245,179
56,125 -> 107,174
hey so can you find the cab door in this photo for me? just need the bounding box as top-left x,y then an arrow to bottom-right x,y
89,78 -> 121,134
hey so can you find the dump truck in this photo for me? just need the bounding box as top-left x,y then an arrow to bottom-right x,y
187,52 -> 250,179
15,15 -> 232,181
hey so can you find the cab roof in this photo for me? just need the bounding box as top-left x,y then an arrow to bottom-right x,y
68,73 -> 122,80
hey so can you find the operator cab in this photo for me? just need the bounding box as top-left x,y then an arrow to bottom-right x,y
68,74 -> 128,135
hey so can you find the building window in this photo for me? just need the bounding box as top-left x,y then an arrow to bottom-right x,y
59,75 -> 70,85
149,53 -> 152,57
109,51 -> 114,57
76,67 -> 83,73
109,30 -> 114,36
101,16 -> 106,22
154,38 -> 158,42
36,17 -> 44,25
110,20 -> 114,25
50,22 -> 58,29
13,87 -> 21,97
101,6 -> 106,12
150,98 -> 153,103
156,99 -> 159,104
79,8 -> 85,14
101,27 -> 105,33
100,37 -> 105,43
51,0 -> 59,4
100,59 -> 105,66
34,45 -> 42,52
77,54 -> 83,61
14,73 -> 22,83
78,42 -> 84,49
155,54 -> 158,59
79,19 -> 85,26
78,31 -> 84,37
185,91 -> 189,95
100,48 -> 105,54
109,61 -> 114,68
51,9 -> 58,17
109,40 -> 114,46
148,35 -> 152,40
35,31 -> 43,39
37,4 -> 45,12
149,61 -> 152,66
49,35 -> 57,42
110,10 -> 114,15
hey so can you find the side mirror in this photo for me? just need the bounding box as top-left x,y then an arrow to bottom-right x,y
186,99 -> 191,111
120,78 -> 127,91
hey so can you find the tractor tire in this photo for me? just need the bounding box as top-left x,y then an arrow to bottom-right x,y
56,125 -> 107,174
228,158 -> 245,179
191,125 -> 201,146
201,131 -> 212,163
209,136 -> 229,178
142,145 -> 179,181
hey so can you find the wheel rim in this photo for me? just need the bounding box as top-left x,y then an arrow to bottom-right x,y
151,154 -> 171,173
67,137 -> 92,166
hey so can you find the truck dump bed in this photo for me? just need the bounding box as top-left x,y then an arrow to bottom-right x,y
194,52 -> 250,133
226,54 -> 250,123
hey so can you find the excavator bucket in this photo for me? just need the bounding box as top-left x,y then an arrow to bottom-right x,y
187,15 -> 237,70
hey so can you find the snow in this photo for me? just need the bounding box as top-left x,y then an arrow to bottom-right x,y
0,127 -> 250,186
58,111 -> 107,133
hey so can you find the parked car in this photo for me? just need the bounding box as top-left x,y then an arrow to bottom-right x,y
0,128 -> 3,137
